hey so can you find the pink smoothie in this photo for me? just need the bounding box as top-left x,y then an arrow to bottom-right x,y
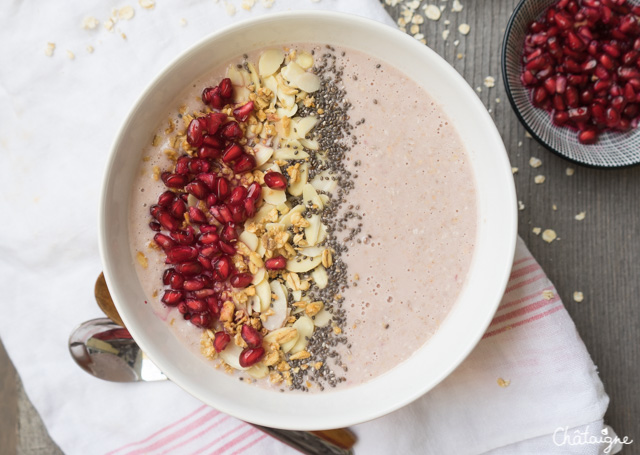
128,44 -> 476,390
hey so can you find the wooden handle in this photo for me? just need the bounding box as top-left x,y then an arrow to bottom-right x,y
310,428 -> 357,450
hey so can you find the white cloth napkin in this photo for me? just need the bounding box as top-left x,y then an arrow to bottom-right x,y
0,1 -> 620,454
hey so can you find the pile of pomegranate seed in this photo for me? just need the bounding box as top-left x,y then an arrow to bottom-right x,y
148,77 -> 266,367
521,0 -> 640,144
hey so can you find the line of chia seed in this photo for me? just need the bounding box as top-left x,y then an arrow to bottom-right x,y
281,47 -> 367,392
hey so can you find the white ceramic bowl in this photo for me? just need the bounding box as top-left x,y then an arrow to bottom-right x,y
100,11 -> 517,430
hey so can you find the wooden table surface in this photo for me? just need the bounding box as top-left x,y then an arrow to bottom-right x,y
1,1 -> 638,453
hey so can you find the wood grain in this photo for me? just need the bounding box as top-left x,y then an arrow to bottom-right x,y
1,1 -> 638,452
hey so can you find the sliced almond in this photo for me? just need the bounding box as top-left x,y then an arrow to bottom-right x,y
247,362 -> 269,379
274,147 -> 309,160
311,170 -> 338,192
219,343 -> 248,370
251,267 -> 266,285
313,308 -> 332,327
239,231 -> 259,250
304,214 -> 321,246
295,72 -> 321,93
295,51 -> 314,70
311,265 -> 328,289
254,143 -> 274,166
278,204 -> 306,227
287,162 -> 309,196
227,65 -> 245,86
292,116 -> 317,139
276,104 -> 298,119
302,183 -> 323,210
256,278 -> 271,311
289,316 -> 314,354
263,188 -> 287,205
299,138 -> 319,150
262,280 -> 288,330
299,246 -> 324,257
259,48 -> 285,76
281,61 -> 306,86
287,255 -> 322,273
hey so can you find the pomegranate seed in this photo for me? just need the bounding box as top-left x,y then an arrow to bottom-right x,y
149,221 -> 162,231
567,31 -> 586,50
620,15 -> 638,34
203,135 -> 224,149
605,107 -> 621,127
595,65 -> 611,80
175,262 -> 203,276
183,278 -> 206,291
611,96 -> 627,111
158,191 -> 175,207
521,70 -> 538,86
218,78 -> 233,99
239,347 -> 265,368
206,297 -> 221,317
623,103 -> 639,118
619,67 -> 640,80
206,193 -> 219,208
212,255 -> 231,281
230,273 -> 253,288
197,173 -> 217,191
233,101 -> 255,122
170,272 -> 185,290
218,240 -> 236,255
200,244 -> 220,258
198,146 -> 220,160
578,128 -> 598,144
194,288 -> 215,299
163,268 -> 174,285
554,94 -> 566,111
199,231 -> 220,245
161,172 -> 188,189
161,290 -> 183,306
244,198 -> 256,217
246,182 -> 262,201
234,154 -> 256,173
565,86 -> 580,108
220,122 -> 243,140
169,199 -> 186,219
187,119 -> 204,147
190,312 -> 212,328
186,181 -> 209,200
166,246 -> 198,263
154,233 -> 176,250
556,75 -> 567,93
216,177 -> 230,201
544,77 -> 556,94
568,106 -> 590,122
175,156 -> 190,175
222,143 -> 243,163
205,112 -> 227,135
240,324 -> 262,348
603,43 -> 621,58
185,299 -> 207,313
210,205 -> 233,224
264,171 -> 287,190
198,254 -> 214,271
265,255 -> 287,270
171,227 -> 195,245
553,110 -> 570,125
156,211 -> 181,232
202,86 -> 224,109
580,89 -> 594,104
188,206 -> 207,224
221,222 -> 238,242
554,12 -> 572,29
229,186 -> 248,205
188,158 -> 210,174
213,332 -> 231,352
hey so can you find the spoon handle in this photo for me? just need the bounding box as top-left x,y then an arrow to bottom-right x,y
253,425 -> 355,455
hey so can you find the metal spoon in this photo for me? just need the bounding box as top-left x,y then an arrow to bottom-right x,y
70,274 -> 357,454
68,318 -> 354,455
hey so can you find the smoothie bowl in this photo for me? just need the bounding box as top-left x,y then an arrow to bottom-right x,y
100,12 -> 517,430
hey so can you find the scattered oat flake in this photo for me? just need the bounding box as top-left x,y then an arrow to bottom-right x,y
476,87 -> 482,93
425,4 -> 442,21
525,131 -> 532,138
412,14 -> 424,24
86,45 -> 94,53
512,167 -> 519,174
444,19 -> 451,26
136,251 -> 148,268
82,16 -> 100,30
452,0 -> 464,12
532,227 -> 542,235
459,23 -> 470,35
45,42 -> 56,57
496,98 -> 501,103
67,50 -> 75,60
542,290 -> 554,300
457,53 -> 464,59
542,229 -> 557,243
261,0 -> 274,7
529,157 -> 542,168
566,167 -> 575,176
453,39 -> 460,46
552,204 -> 558,211
104,18 -> 115,31
414,33 -> 425,41
139,0 -> 155,8
180,18 -> 187,26
575,211 -> 586,221
534,175 -> 546,184
573,291 -> 584,302
518,141 -> 523,147
518,200 -> 525,211
121,32 -> 128,40
241,0 -> 256,10
410,24 -> 420,34
484,76 -> 495,88
442,29 -> 450,40
225,2 -> 236,15
497,378 -> 510,388
119,6 -> 135,20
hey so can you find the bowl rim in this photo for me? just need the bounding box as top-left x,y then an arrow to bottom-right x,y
99,9 -> 518,429
501,0 -> 640,170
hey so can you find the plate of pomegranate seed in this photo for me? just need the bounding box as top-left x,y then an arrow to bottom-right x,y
100,12 -> 516,430
503,0 -> 640,167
